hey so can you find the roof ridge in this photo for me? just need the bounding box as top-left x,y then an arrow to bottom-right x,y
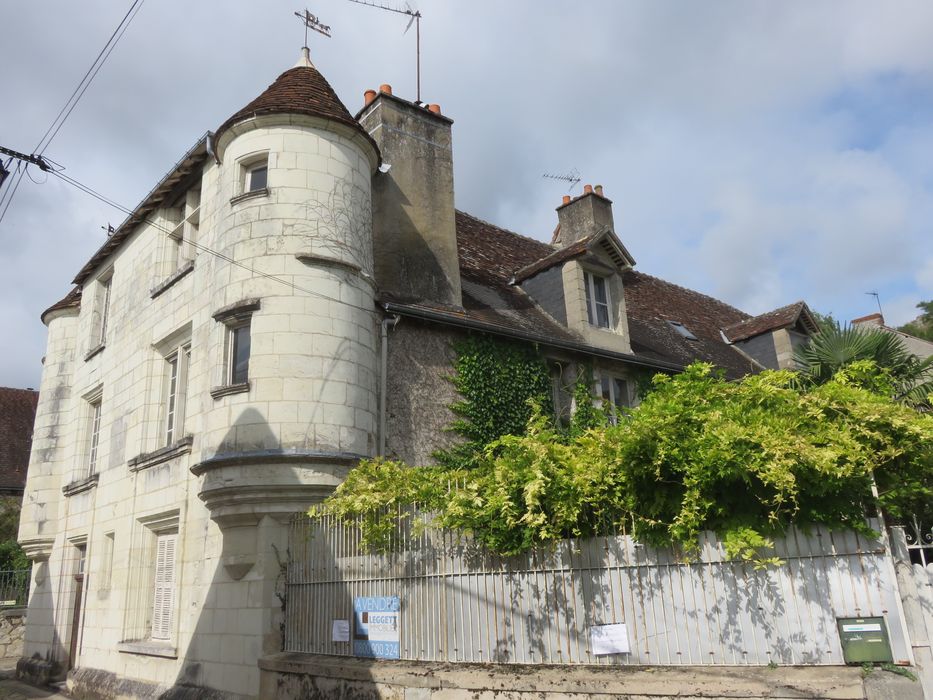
723,300 -> 804,331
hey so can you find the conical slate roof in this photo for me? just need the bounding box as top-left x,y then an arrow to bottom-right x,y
215,51 -> 376,155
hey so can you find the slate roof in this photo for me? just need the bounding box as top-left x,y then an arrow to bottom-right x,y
452,211 -> 765,378
721,301 -> 816,343
0,387 -> 38,493
215,61 -> 377,158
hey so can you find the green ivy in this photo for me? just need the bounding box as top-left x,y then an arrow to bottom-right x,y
434,334 -> 553,469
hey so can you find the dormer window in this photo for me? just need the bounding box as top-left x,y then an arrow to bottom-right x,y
667,320 -> 698,341
584,271 -> 611,329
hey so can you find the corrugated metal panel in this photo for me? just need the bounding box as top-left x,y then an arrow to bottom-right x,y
285,513 -> 911,666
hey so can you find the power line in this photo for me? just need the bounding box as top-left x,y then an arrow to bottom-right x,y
34,0 -> 145,155
0,0 -> 145,223
48,169 -> 381,316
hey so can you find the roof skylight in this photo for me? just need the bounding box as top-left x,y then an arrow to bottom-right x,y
667,320 -> 698,341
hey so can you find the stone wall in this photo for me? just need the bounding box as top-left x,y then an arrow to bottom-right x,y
258,653 -> 922,700
0,609 -> 26,660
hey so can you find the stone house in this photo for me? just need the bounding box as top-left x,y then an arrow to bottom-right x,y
17,50 -> 816,698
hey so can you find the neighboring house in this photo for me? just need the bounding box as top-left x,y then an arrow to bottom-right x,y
0,387 -> 39,500
852,312 -> 933,360
17,50 -> 816,697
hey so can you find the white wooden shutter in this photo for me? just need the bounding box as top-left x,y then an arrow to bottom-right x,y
151,532 -> 177,640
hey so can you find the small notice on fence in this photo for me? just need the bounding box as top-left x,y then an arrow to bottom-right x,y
590,623 -> 631,655
332,619 -> 350,642
353,596 -> 400,659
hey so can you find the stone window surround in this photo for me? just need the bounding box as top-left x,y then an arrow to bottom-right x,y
118,509 -> 181,658
594,369 -> 632,424
230,150 -> 270,205
128,435 -> 193,472
81,384 -> 104,481
149,259 -> 194,299
584,269 -> 612,329
211,298 -> 260,398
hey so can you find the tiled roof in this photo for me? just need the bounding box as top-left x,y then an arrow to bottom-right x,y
215,63 -> 377,157
512,236 -> 594,283
454,210 -> 761,378
721,301 -> 815,343
41,287 -> 82,324
0,387 -> 38,492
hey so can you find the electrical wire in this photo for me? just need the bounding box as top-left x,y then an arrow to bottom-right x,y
34,0 -> 145,155
0,164 -> 27,224
48,169 -> 381,316
0,1 -> 145,224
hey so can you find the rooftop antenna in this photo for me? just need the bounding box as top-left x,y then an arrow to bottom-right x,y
542,169 -> 581,192
346,0 -> 423,103
865,290 -> 884,317
294,8 -> 332,48
101,223 -> 115,237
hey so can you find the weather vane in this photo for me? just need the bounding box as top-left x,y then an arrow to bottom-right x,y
543,169 -> 582,192
294,8 -> 332,47
346,0 -> 423,102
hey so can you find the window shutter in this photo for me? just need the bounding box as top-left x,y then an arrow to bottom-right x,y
151,532 -> 177,640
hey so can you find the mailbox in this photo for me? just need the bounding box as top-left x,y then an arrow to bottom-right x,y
836,616 -> 893,664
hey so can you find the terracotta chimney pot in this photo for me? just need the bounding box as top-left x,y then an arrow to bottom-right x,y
562,195 -> 572,205
595,185 -> 604,197
364,89 -> 377,106
583,184 -> 593,195
379,83 -> 393,95
428,104 -> 441,114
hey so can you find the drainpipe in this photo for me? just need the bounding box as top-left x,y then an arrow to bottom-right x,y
379,314 -> 400,457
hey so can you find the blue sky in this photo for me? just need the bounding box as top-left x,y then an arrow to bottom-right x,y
1,1 -> 932,388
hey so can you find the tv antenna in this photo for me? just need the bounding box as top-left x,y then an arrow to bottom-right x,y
865,290 -> 884,317
543,169 -> 581,192
294,8 -> 332,47
346,0 -> 423,102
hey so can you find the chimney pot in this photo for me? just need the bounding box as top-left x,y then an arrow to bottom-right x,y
595,185 -> 604,197
380,83 -> 393,95
428,103 -> 441,114
583,184 -> 593,195
364,89 -> 377,106
562,195 -> 572,205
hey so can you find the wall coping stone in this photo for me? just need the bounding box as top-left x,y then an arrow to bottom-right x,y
191,449 -> 362,476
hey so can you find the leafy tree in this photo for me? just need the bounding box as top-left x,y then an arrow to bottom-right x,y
794,322 -> 933,409
0,498 -> 29,571
898,300 -> 933,342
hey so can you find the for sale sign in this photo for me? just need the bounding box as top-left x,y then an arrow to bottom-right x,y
353,596 -> 401,659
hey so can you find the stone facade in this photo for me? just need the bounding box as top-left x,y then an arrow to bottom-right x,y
17,51 -> 820,700
0,609 -> 25,661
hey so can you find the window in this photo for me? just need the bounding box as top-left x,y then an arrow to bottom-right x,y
246,163 -> 268,192
164,344 -> 191,446
584,272 -> 611,329
86,395 -> 102,476
228,322 -> 251,385
667,320 -> 698,341
211,298 -> 259,398
150,531 -> 177,641
97,275 -> 112,346
598,374 -> 631,423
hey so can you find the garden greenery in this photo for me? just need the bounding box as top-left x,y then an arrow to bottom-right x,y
313,358 -> 933,564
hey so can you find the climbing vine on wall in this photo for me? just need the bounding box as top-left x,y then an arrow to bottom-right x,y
434,334 -> 553,469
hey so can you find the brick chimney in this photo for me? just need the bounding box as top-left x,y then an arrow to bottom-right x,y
554,185 -> 615,247
357,86 -> 462,306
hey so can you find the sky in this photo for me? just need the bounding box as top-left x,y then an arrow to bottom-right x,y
2,1 -> 932,389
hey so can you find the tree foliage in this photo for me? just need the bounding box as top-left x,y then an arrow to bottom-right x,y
898,300 -> 933,342
0,498 -> 29,571
314,363 -> 933,562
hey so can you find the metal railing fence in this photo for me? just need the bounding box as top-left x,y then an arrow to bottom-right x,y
285,512 -> 911,666
0,569 -> 30,607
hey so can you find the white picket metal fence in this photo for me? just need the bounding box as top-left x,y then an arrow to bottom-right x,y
285,512 -> 913,666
